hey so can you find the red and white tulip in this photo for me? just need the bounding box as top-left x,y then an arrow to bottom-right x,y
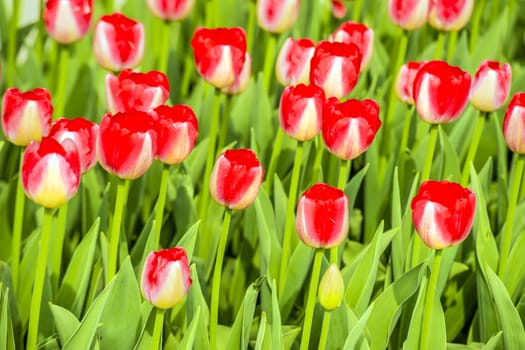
503,92 -> 525,154
146,0 -> 195,21
275,37 -> 316,86
394,61 -> 427,105
256,0 -> 300,33
44,0 -> 93,44
388,0 -> 429,31
470,60 -> 512,112
429,0 -> 474,32
329,21 -> 374,70
221,52 -> 252,95
331,0 -> 347,19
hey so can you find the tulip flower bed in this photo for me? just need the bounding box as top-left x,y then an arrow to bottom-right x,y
1,0 -> 525,349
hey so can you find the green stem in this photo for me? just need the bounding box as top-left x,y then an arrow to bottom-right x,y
299,249 -> 324,350
262,34 -> 277,93
420,249 -> 443,350
51,203 -> 68,292
445,31 -> 458,63
352,0 -> 364,21
106,178 -> 128,284
218,95 -> 233,151
278,141 -> 304,296
421,125 -> 439,182
337,159 -> 351,190
210,209 -> 232,350
498,155 -> 525,278
6,0 -> 21,86
246,1 -> 256,53
54,45 -> 70,119
470,1 -> 485,52
158,20 -> 172,74
312,135 -> 325,183
460,112 -> 487,186
35,0 -> 45,63
151,308 -> 165,350
11,149 -> 25,293
434,31 -> 446,60
318,311 -> 331,350
265,128 -> 285,193
26,208 -> 54,350
154,164 -> 170,249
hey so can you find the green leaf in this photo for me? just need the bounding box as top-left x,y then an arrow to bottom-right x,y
254,312 -> 272,350
49,303 -> 80,346
343,304 -> 374,350
0,287 -> 16,350
178,307 -> 201,350
269,279 -> 282,350
438,126 -> 461,182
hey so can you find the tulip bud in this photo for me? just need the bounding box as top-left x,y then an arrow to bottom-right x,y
331,0 -> 347,19
44,0 -> 93,44
503,92 -> 525,154
1,88 -> 53,146
413,60 -> 471,124
329,21 -> 374,70
322,97 -> 381,160
210,149 -> 264,210
141,247 -> 192,309
310,41 -> 362,99
191,27 -> 247,89
275,37 -> 316,86
93,13 -> 145,72
154,105 -> 199,165
429,0 -> 474,32
279,84 -> 325,141
256,0 -> 300,33
221,52 -> 252,95
97,111 -> 157,179
388,0 -> 429,31
48,117 -> 99,173
22,137 -> 81,208
105,69 -> 170,113
146,0 -> 195,21
411,180 -> 476,249
470,60 -> 512,112
318,264 -> 345,311
394,61 -> 427,105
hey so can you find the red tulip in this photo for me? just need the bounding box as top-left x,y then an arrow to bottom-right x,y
93,13 -> 145,72
296,183 -> 349,248
209,149 -> 264,210
48,117 -> 98,173
279,83 -> 325,141
388,0 -> 429,31
146,0 -> 195,21
412,60 -> 471,124
221,52 -> 252,95
154,105 -> 199,165
97,111 -> 157,179
411,180 -> 476,249
429,0 -> 474,32
275,37 -> 316,86
331,0 -> 347,19
105,69 -> 170,113
322,97 -> 381,160
191,27 -> 247,89
1,88 -> 53,146
394,61 -> 427,105
329,21 -> 374,70
503,92 -> 525,154
256,0 -> 300,33
141,247 -> 192,309
470,60 -> 512,112
310,41 -> 362,99
44,0 -> 93,44
22,137 -> 80,208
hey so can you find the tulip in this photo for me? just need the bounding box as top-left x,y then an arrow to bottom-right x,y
256,0 -> 300,33
411,180 -> 476,249
318,264 -> 345,311
412,60 -> 471,124
105,69 -> 170,113
93,13 -> 145,72
331,0 -> 347,19
275,37 -> 316,86
209,149 -> 264,210
22,137 -> 81,208
48,117 -> 98,173
470,60 -> 512,112
322,97 -> 381,160
503,92 -> 525,154
388,0 -> 429,31
296,182 -> 349,248
146,0 -> 195,21
394,61 -> 427,105
1,88 -> 53,146
154,105 -> 199,165
43,0 -> 93,44
309,41 -> 362,99
279,83 -> 325,141
191,27 -> 247,89
141,247 -> 192,309
97,111 -> 157,179
429,0 -> 474,32
329,21 -> 374,70
221,52 -> 252,95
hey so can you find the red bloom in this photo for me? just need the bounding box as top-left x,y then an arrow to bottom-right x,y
1,88 -> 53,146
470,60 -> 512,112
329,21 -> 374,70
503,92 -> 525,154
412,60 -> 471,124
93,13 -> 145,72
256,0 -> 300,33
275,37 -> 316,86
394,61 -> 427,105
97,111 -> 157,179
310,41 -> 362,99
411,180 -> 476,249
191,27 -> 247,89
209,149 -> 264,210
154,105 -> 199,165
296,183 -> 349,248
221,52 -> 252,95
429,0 -> 474,32
44,0 -> 93,44
388,0 -> 429,31
322,97 -> 381,160
105,69 -> 170,113
331,0 -> 347,19
146,0 -> 195,21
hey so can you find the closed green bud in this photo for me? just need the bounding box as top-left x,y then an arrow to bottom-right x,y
318,264 -> 345,311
